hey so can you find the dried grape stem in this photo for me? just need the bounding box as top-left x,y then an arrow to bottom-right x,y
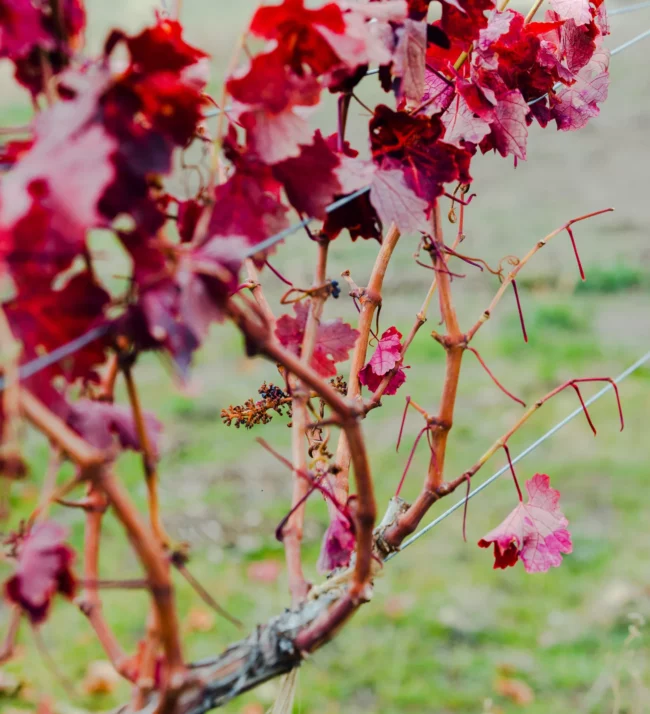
285,240 -> 329,604
332,223 -> 401,505
525,0 -> 545,23
97,353 -> 119,402
384,376 -> 621,542
466,209 -> 613,342
35,446 -> 62,521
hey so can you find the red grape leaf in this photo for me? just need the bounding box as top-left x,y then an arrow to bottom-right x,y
0,0 -> 85,94
486,89 -> 529,159
550,44 -> 609,130
440,0 -> 495,45
272,130 -> 342,218
249,0 -> 346,76
208,132 -> 289,246
359,326 -> 407,395
370,105 -> 473,207
5,270 -> 110,384
126,17 -> 208,74
4,521 -> 76,624
228,51 -> 322,163
275,302 -> 359,377
550,0 -> 593,27
393,19 -> 427,103
0,0 -> 53,59
369,166 -> 429,235
442,93 -> 492,146
478,473 -> 573,573
67,400 -> 162,458
418,68 -> 455,116
177,198 -> 204,243
561,18 -> 596,73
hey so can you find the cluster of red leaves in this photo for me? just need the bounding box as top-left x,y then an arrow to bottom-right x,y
0,0 -> 85,94
0,13 -> 242,436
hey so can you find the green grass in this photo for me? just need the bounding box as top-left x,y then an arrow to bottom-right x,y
1,283 -> 649,714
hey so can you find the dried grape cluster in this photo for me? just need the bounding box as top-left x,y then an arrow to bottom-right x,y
221,382 -> 291,428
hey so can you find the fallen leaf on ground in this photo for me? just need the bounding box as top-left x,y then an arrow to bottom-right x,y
184,607 -> 215,633
82,660 -> 121,695
494,676 -> 534,705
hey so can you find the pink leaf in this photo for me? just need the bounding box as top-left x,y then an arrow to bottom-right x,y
393,19 -> 427,104
478,473 -> 573,573
489,89 -> 529,160
418,69 -> 455,116
369,167 -> 429,235
561,18 -> 596,73
275,303 -> 359,377
240,109 -> 315,165
4,522 -> 76,624
359,326 -> 407,395
550,0 -> 592,27
442,93 -> 492,147
317,515 -> 356,573
551,45 -> 609,131
67,400 -> 163,459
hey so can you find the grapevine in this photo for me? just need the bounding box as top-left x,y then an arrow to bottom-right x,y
0,0 -> 637,712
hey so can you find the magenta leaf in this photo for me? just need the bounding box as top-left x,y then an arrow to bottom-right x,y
317,514 -> 356,574
67,400 -> 163,458
551,45 -> 609,131
369,167 -> 429,235
550,0 -> 593,27
393,19 -> 427,103
4,522 -> 76,624
488,90 -> 529,160
478,473 -> 573,573
442,92 -> 492,147
359,326 -> 407,395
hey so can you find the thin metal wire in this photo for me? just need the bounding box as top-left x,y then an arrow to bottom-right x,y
610,26 -> 650,54
610,0 -> 650,15
0,324 -> 112,391
385,348 -> 650,561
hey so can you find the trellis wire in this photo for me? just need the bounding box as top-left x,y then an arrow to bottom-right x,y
385,348 -> 650,561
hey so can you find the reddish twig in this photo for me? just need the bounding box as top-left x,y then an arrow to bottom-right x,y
466,347 -> 526,407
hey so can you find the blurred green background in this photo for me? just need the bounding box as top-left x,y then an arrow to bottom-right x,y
1,1 -> 650,713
